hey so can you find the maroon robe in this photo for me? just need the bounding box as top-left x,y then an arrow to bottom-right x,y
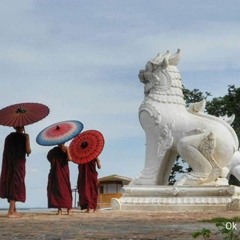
78,159 -> 99,210
47,147 -> 72,209
0,132 -> 27,202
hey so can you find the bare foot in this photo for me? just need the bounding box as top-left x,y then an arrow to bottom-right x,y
7,212 -> 21,218
14,211 -> 21,217
56,210 -> 62,215
67,209 -> 73,215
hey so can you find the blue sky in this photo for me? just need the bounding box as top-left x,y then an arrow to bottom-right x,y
0,0 -> 239,208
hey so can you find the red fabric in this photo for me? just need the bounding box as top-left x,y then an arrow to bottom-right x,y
78,159 -> 99,210
47,147 -> 72,209
0,132 -> 27,202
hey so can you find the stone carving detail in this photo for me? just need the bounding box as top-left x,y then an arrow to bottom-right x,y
228,199 -> 240,211
130,49 -> 240,186
111,198 -> 121,210
119,197 -> 232,205
157,122 -> 174,158
199,132 -> 216,160
165,187 -> 186,196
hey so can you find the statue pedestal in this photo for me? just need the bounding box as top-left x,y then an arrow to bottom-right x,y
111,185 -> 240,212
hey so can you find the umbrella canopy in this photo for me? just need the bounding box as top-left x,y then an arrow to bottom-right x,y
69,130 -> 105,164
0,102 -> 50,127
36,120 -> 84,146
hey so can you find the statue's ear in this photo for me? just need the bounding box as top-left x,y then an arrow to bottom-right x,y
144,61 -> 153,72
169,49 -> 181,66
161,57 -> 169,69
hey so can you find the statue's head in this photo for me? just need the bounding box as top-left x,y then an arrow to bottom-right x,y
139,49 -> 182,96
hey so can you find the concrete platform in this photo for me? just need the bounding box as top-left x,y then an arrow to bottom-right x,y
112,185 -> 240,212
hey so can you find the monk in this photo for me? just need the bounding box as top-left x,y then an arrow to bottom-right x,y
47,143 -> 73,215
0,126 -> 31,218
77,151 -> 101,213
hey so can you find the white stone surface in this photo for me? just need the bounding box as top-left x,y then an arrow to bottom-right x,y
112,185 -> 240,212
130,49 -> 240,186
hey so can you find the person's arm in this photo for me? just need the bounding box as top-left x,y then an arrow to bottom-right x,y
96,157 -> 101,169
24,133 -> 31,156
65,147 -> 72,161
59,144 -> 72,161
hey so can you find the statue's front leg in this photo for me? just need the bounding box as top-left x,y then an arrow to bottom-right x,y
130,107 -> 174,185
130,109 -> 160,185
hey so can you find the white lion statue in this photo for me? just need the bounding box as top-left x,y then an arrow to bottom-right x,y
130,49 -> 240,186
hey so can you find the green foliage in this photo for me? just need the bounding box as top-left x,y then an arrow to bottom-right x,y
183,87 -> 211,107
168,156 -> 186,185
168,156 -> 193,185
193,217 -> 240,240
228,174 -> 240,187
216,221 -> 235,240
206,85 -> 240,141
192,228 -> 211,239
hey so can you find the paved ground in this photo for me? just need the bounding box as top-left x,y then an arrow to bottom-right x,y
0,209 -> 240,239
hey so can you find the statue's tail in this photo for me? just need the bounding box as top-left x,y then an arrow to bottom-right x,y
188,99 -> 239,150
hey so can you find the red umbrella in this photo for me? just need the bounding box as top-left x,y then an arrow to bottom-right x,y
0,102 -> 50,127
69,130 -> 104,164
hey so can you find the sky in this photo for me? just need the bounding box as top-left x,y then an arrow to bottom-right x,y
0,0 -> 239,208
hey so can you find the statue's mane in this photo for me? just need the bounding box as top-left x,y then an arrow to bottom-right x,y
138,49 -> 185,105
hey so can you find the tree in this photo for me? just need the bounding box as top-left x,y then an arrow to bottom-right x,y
206,85 -> 240,140
183,87 -> 211,107
168,156 -> 186,185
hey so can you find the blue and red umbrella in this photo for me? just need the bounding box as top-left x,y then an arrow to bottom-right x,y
36,120 -> 83,146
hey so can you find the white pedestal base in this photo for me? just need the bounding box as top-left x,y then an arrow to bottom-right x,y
111,185 -> 240,212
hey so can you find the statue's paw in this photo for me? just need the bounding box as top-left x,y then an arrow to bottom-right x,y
129,177 -> 142,185
220,167 -> 229,178
129,175 -> 158,185
174,173 -> 207,186
204,177 -> 229,186
206,168 -> 222,183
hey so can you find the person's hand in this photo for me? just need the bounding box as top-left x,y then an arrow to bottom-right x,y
23,133 -> 29,138
96,157 -> 101,169
60,145 -> 68,153
23,132 -> 31,156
